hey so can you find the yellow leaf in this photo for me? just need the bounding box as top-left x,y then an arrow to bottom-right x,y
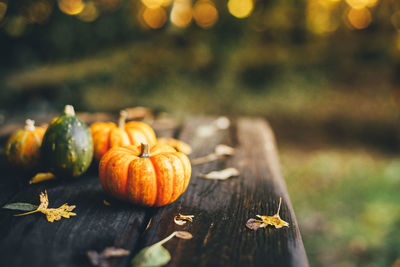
15,191 -> 76,223
256,197 -> 289,229
29,173 -> 56,184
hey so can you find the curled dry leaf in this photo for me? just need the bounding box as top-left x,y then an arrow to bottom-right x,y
245,218 -> 264,231
192,144 -> 234,165
246,197 -> 289,230
29,172 -> 56,184
14,191 -> 76,223
88,247 -> 129,267
157,137 -> 192,154
175,231 -> 193,240
199,168 -> 240,180
174,214 -> 194,226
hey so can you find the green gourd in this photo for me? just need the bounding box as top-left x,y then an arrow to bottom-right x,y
41,105 -> 93,177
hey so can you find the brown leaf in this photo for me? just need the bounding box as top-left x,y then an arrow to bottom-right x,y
175,231 -> 193,240
88,247 -> 129,267
245,218 -> 264,231
192,144 -> 234,165
174,214 -> 194,225
199,168 -> 240,180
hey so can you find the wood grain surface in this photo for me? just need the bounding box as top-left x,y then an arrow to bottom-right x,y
0,116 -> 308,267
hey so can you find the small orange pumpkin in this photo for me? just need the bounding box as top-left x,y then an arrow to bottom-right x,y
5,119 -> 46,169
90,110 -> 157,161
99,143 -> 191,207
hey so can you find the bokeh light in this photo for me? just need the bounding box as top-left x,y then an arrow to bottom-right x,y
193,0 -> 218,29
142,7 -> 167,29
347,7 -> 372,30
170,0 -> 193,28
227,0 -> 253,19
141,0 -> 172,9
25,0 -> 53,24
4,16 -> 27,37
0,2 -> 7,21
306,0 -> 339,35
77,1 -> 99,22
345,0 -> 378,9
391,11 -> 400,30
58,0 -> 85,15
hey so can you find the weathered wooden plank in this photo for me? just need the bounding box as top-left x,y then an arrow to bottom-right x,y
132,117 -> 308,267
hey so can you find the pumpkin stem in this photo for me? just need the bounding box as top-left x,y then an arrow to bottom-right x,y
139,143 -> 151,158
118,110 -> 128,130
25,119 -> 35,131
64,105 -> 75,116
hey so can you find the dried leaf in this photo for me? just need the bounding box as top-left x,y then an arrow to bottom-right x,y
131,231 -> 192,267
247,197 -> 289,230
175,231 -> 193,240
199,168 -> 240,180
101,247 -> 130,258
29,172 -> 56,184
2,202 -> 38,211
157,137 -> 192,154
174,214 -> 194,226
192,144 -> 234,165
88,247 -> 129,267
103,200 -> 110,206
15,191 -> 76,223
245,218 -> 264,231
215,144 -> 235,156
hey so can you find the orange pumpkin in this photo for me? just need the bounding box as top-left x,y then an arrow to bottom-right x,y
5,119 -> 46,169
90,110 -> 157,161
99,143 -> 191,207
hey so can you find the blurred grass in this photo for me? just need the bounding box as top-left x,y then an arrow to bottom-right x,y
281,147 -> 400,267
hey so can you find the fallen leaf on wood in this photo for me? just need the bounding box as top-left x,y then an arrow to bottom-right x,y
29,172 -> 56,184
88,247 -> 130,267
192,144 -> 235,165
246,197 -> 289,230
199,168 -> 240,180
157,137 -> 192,154
175,231 -> 193,240
2,202 -> 38,211
131,231 -> 193,267
245,218 -> 264,231
103,200 -> 110,206
14,190 -> 76,223
174,214 -> 194,226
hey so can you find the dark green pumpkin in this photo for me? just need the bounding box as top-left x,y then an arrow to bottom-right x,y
41,105 -> 93,177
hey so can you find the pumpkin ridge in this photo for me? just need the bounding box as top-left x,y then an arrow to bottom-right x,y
165,153 -> 185,204
150,154 -> 174,207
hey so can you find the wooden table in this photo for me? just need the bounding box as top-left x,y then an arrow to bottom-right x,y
0,115 -> 308,267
